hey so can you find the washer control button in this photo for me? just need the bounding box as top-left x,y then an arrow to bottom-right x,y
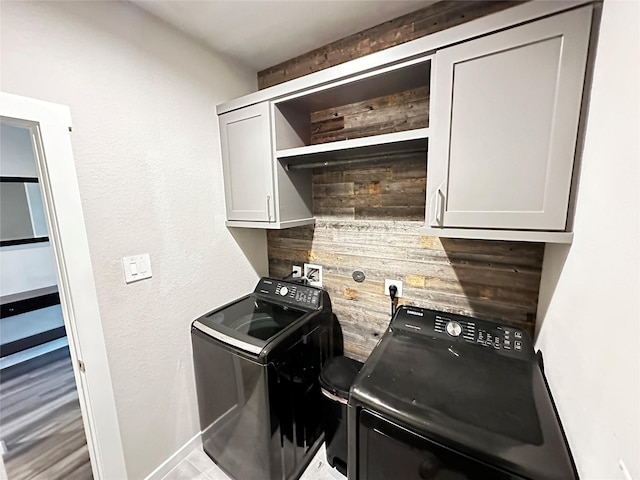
446,321 -> 462,337
280,286 -> 289,296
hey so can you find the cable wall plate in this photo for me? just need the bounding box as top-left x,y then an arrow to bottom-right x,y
304,263 -> 322,288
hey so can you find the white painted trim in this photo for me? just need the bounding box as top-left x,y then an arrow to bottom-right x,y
225,217 -> 315,229
217,1 -> 591,114
0,284 -> 58,304
421,226 -> 574,244
276,128 -> 429,159
144,433 -> 202,480
0,447 -> 7,480
0,338 -> 69,370
0,92 -> 128,479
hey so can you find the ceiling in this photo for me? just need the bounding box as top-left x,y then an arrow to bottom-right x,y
130,1 -> 433,72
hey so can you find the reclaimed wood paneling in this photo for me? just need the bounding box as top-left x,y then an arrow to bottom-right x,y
258,1 -> 526,89
310,86 -> 429,144
264,0 -> 541,363
268,158 -> 544,362
312,156 -> 426,221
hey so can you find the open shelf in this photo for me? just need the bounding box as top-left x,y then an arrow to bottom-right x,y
273,58 -> 431,153
277,128 -> 429,169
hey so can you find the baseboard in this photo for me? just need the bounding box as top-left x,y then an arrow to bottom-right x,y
144,433 -> 202,480
0,343 -> 70,378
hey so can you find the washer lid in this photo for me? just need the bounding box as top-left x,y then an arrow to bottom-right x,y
194,295 -> 308,359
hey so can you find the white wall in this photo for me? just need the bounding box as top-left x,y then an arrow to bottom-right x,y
1,122 -> 58,300
0,243 -> 58,300
1,2 -> 268,479
0,123 -> 39,177
536,1 -> 639,479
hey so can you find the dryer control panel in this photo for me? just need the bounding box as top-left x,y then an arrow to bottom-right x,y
255,277 -> 321,309
392,306 -> 534,359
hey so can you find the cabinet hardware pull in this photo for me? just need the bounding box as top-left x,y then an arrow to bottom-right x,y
266,195 -> 272,222
434,189 -> 444,226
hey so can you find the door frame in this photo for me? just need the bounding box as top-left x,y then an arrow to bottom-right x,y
1,92 -> 128,479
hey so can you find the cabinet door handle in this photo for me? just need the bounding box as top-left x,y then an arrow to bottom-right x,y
433,189 -> 444,226
266,194 -> 272,222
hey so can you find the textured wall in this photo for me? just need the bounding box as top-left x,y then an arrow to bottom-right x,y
535,1 -> 640,478
0,2 -> 267,478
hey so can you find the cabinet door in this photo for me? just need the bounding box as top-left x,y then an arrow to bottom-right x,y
220,102 -> 274,222
427,6 -> 592,231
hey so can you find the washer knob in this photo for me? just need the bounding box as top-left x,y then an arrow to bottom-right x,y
446,321 -> 462,337
280,286 -> 289,296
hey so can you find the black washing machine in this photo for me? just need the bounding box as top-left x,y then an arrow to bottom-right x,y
348,305 -> 578,480
191,277 -> 336,480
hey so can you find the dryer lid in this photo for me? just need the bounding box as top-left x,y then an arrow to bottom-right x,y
350,307 -> 577,480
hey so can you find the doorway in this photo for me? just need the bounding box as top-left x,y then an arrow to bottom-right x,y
0,93 -> 127,480
0,120 -> 91,478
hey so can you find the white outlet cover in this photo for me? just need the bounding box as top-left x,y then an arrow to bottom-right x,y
304,263 -> 322,287
292,265 -> 303,278
384,279 -> 403,298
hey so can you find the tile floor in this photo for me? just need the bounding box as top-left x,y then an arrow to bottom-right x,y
161,443 -> 345,480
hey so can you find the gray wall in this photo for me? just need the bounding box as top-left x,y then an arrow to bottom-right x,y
1,1 -> 268,478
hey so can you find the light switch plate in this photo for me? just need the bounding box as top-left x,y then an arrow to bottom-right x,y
304,263 -> 322,288
123,254 -> 152,284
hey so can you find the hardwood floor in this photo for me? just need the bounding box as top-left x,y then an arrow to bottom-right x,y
0,348 -> 92,480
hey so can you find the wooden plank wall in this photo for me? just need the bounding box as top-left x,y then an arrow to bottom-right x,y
264,0 -> 543,362
268,156 -> 544,362
258,0 -> 525,90
311,156 -> 427,221
311,87 -> 429,144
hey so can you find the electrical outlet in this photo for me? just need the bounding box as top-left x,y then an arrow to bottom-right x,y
384,279 -> 403,298
292,265 -> 302,278
304,263 -> 322,288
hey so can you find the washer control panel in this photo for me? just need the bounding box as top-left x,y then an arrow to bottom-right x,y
255,277 -> 321,309
394,306 -> 533,358
434,316 -> 476,342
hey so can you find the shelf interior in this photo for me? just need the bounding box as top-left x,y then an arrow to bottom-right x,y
282,135 -> 428,170
274,59 -> 431,151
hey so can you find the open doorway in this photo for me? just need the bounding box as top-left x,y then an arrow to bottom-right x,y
0,92 -> 127,480
0,120 -> 91,478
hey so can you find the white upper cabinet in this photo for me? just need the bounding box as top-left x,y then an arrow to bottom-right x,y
219,59 -> 431,229
425,6 -> 593,242
220,102 -> 275,223
217,1 -> 596,238
219,102 -> 314,228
